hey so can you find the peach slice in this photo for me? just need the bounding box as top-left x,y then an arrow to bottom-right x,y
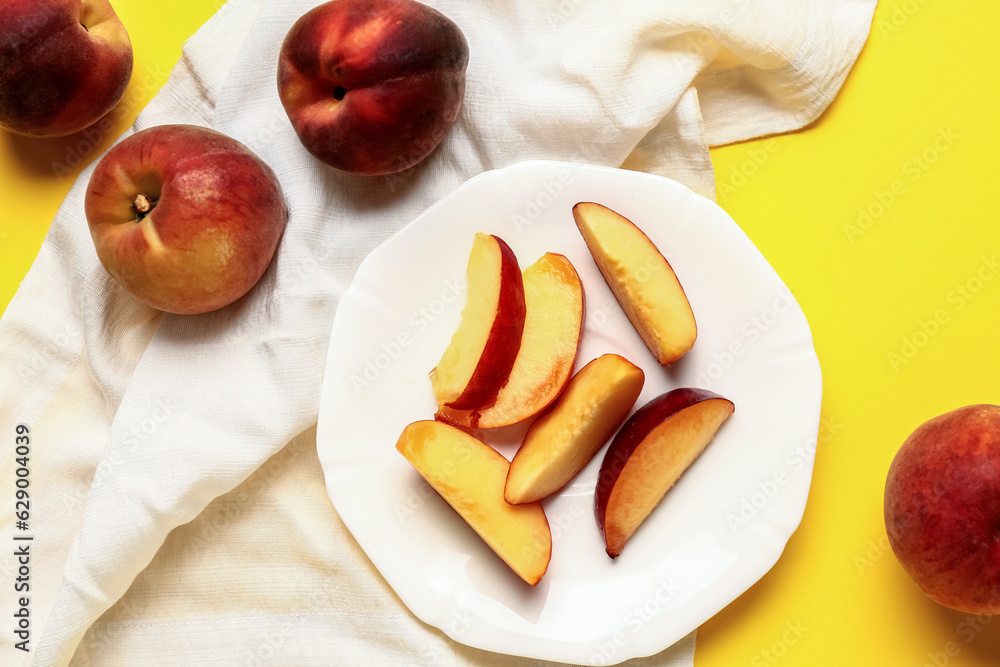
505,354 -> 645,504
395,420 -> 551,585
573,202 -> 697,366
595,388 -> 734,558
430,233 -> 525,411
437,252 -> 584,429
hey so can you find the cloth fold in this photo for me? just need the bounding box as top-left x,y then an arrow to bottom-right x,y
0,0 -> 875,664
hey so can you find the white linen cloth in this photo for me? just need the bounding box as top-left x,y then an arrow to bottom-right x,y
0,0 -> 875,664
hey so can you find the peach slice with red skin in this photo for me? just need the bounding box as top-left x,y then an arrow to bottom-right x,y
395,420 -> 551,585
596,388 -> 734,558
430,233 -> 525,411
573,202 -> 697,366
436,252 -> 584,429
505,354 -> 645,504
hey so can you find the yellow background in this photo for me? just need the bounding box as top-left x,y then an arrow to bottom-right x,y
2,1 -> 999,665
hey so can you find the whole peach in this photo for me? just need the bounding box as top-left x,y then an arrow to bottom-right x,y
0,0 -> 133,137
884,404 -> 1000,614
277,0 -> 469,175
84,125 -> 288,315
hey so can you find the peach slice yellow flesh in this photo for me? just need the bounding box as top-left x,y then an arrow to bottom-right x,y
395,420 -> 551,585
436,252 -> 584,429
573,202 -> 697,366
595,388 -> 734,558
504,354 -> 645,504
430,233 -> 525,411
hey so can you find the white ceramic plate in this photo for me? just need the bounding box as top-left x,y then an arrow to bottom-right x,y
316,161 -> 822,665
